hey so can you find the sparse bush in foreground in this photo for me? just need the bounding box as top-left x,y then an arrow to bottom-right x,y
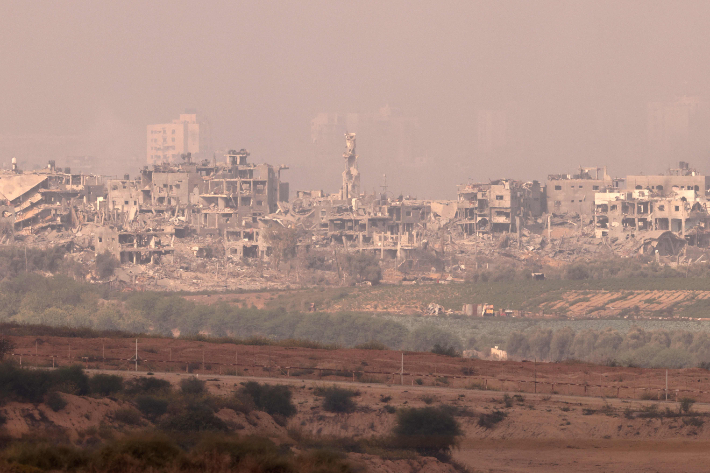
135,396 -> 169,421
316,386 -> 359,413
238,381 -> 296,418
113,407 -> 142,426
180,377 -> 206,396
392,406 -> 461,456
124,376 -> 172,396
89,374 -> 123,396
160,408 -> 228,432
45,391 -> 67,412
478,410 -> 508,429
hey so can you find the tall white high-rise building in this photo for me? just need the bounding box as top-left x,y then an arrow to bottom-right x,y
147,113 -> 209,165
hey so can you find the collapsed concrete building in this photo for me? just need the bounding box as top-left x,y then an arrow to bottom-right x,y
546,166 -> 617,216
0,160 -> 103,234
592,162 -> 710,245
105,149 -> 289,261
455,179 -> 543,235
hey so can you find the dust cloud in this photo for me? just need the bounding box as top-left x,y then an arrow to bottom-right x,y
2,1 -> 710,197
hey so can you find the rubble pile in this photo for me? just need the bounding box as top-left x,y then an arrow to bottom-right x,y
2,139 -> 710,291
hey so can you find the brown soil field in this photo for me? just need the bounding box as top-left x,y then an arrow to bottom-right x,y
182,284 -> 710,319
8,335 -> 710,402
9,335 -> 710,471
550,289 -> 710,318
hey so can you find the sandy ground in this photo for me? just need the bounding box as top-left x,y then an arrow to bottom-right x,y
63,370 -> 710,473
7,335 -> 710,471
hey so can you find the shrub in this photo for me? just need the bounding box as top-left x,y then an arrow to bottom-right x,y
431,344 -> 461,357
192,435 -> 290,471
160,409 -> 228,432
478,410 -> 507,429
4,442 -> 88,471
54,365 -> 90,395
180,377 -> 206,396
0,362 -> 55,403
96,251 -> 119,279
392,406 -> 462,456
316,386 -> 359,413
679,397 -> 696,414
135,396 -> 169,421
414,378 -> 423,385
0,338 -> 14,360
343,252 -> 382,284
113,408 -> 142,426
683,416 -> 704,427
96,434 -> 180,471
384,405 -> 396,414
124,377 -> 172,396
0,362 -> 87,403
45,391 -> 67,412
238,382 -> 296,418
89,374 -> 123,396
420,395 -> 436,405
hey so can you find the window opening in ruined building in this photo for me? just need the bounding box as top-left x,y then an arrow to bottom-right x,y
495,195 -> 504,200
675,206 -> 680,211
593,185 -> 599,190
579,185 -> 583,188
658,205 -> 665,211
555,185 -> 561,190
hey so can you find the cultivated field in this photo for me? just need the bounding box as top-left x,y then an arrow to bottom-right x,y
190,278 -> 710,319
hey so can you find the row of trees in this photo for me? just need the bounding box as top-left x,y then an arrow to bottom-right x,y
0,273 -> 462,352
506,326 -> 710,368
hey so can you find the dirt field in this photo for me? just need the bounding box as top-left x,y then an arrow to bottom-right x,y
181,282 -> 710,319
6,334 -> 710,471
8,335 -> 710,402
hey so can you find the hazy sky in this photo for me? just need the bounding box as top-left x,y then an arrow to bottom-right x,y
2,1 -> 710,198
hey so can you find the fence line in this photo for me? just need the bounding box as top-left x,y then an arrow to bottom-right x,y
6,351 -> 705,402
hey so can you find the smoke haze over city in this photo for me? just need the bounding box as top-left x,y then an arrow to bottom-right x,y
2,0 -> 710,198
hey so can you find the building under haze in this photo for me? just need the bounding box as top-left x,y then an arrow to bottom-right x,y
147,113 -> 209,165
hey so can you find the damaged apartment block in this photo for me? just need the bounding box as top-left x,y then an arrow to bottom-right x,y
95,226 -> 174,264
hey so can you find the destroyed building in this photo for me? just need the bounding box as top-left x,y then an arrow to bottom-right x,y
0,160 -> 103,232
455,179 -> 542,235
546,166 -> 617,216
593,162 -> 710,246
95,226 -> 175,264
625,161 -> 709,194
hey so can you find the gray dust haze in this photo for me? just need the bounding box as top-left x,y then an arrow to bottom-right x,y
2,1 -> 710,198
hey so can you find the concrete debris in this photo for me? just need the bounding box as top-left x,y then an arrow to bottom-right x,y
2,138 -> 710,293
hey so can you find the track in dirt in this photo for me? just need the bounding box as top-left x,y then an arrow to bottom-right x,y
8,334 -> 710,402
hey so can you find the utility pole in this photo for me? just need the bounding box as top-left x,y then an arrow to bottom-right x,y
534,358 -> 537,394
666,370 -> 668,401
135,339 -> 138,372
400,352 -> 404,385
